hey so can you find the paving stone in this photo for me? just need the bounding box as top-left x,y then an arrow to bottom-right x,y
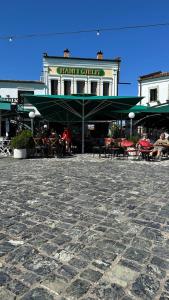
124,247 -> 150,264
103,264 -> 138,288
20,287 -> 56,299
80,268 -> 102,282
164,279 -> 169,292
152,246 -> 169,259
39,243 -> 58,255
0,271 -> 11,286
6,245 -> 38,264
159,292 -> 169,300
23,254 -> 60,276
131,237 -> 152,250
151,256 -> 169,270
132,274 -> 160,299
0,242 -> 16,257
65,279 -> 91,298
41,273 -> 68,294
90,281 -> 125,299
92,259 -> 111,271
119,259 -> 142,273
57,264 -> 78,279
69,257 -> 89,269
7,279 -> 29,296
19,272 -> 41,286
146,263 -> 166,279
141,227 -> 163,241
0,287 -> 16,300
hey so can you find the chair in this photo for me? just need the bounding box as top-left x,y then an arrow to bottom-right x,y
92,139 -> 103,158
138,140 -> 154,161
0,138 -> 12,156
33,138 -> 45,157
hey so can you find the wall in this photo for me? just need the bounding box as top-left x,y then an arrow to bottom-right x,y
0,81 -> 45,98
138,76 -> 169,106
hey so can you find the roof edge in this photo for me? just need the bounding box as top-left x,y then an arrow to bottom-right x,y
0,79 -> 45,84
43,54 -> 121,63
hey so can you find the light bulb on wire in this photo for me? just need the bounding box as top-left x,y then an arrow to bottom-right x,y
96,30 -> 100,36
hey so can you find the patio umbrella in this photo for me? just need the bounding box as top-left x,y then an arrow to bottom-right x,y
23,94 -> 142,153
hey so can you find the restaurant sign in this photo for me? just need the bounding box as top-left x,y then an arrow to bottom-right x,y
57,67 -> 105,76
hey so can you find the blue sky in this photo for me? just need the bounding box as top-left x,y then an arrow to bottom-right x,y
0,0 -> 169,95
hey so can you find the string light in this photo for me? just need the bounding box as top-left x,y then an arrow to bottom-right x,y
1,21 -> 169,41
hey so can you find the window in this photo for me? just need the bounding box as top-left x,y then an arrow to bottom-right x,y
103,82 -> 109,96
18,90 -> 34,105
150,88 -> 157,102
51,80 -> 58,95
77,81 -> 85,94
91,81 -> 97,95
64,80 -> 71,95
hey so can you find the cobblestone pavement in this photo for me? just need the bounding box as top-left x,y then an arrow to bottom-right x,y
0,155 -> 169,299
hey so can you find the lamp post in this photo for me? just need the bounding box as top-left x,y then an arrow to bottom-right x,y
29,111 -> 35,135
128,112 -> 135,138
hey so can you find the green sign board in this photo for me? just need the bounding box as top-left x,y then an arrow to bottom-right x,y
0,102 -> 11,110
57,67 -> 105,76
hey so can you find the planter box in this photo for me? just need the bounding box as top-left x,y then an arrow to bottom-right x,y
13,149 -> 27,159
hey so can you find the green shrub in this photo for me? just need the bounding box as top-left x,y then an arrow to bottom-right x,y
11,130 -> 35,149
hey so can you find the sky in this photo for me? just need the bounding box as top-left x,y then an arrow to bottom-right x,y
0,0 -> 169,96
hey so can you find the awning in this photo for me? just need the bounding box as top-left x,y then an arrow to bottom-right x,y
23,94 -> 142,122
23,94 -> 142,153
117,103 -> 169,115
116,105 -> 149,114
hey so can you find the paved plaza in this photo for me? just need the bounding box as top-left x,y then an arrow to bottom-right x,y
0,155 -> 169,299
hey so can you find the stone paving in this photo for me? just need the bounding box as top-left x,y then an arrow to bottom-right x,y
0,154 -> 169,299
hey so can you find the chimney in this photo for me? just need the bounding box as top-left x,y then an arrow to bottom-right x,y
64,49 -> 70,58
97,51 -> 103,60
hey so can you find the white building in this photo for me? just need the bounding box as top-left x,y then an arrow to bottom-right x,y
0,79 -> 45,111
138,71 -> 169,106
42,49 -> 121,96
0,80 -> 45,136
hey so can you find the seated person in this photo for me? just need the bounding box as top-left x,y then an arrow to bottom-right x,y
137,133 -> 149,143
151,133 -> 169,159
137,133 -> 153,160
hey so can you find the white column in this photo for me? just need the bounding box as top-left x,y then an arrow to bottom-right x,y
112,69 -> 118,96
100,80 -> 103,96
44,66 -> 49,94
60,77 -> 64,95
48,80 -> 52,94
88,80 -> 91,94
84,79 -> 88,94
73,79 -> 77,94
110,81 -> 113,96
71,79 -> 74,95
58,78 -> 61,95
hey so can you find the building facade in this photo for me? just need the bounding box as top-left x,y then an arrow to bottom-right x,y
0,79 -> 45,108
0,80 -> 45,136
42,50 -> 121,97
138,71 -> 169,106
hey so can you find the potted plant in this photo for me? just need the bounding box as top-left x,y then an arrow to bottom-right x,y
11,130 -> 35,159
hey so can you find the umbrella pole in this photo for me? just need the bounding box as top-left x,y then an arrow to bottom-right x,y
82,99 -> 85,154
